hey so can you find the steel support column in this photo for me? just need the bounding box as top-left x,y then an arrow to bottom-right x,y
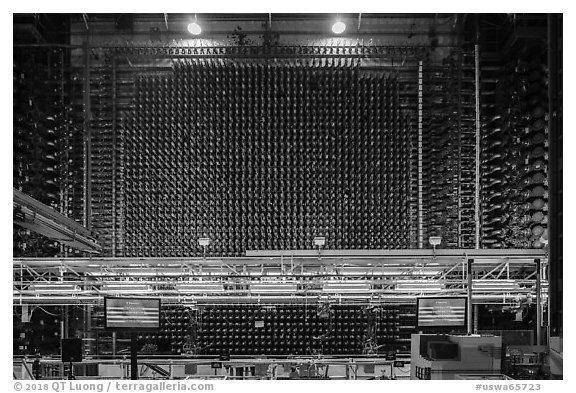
63,305 -> 69,338
474,304 -> 479,334
417,60 -> 424,248
467,258 -> 473,335
457,51 -> 463,248
111,57 -> 117,257
547,13 -> 562,339
82,41 -> 92,231
536,258 -> 542,346
474,43 -> 481,249
131,333 -> 138,380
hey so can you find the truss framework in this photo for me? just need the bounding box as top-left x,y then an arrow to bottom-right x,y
13,249 -> 547,306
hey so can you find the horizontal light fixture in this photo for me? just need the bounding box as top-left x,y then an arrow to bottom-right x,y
251,282 -> 297,294
86,271 -> 185,277
176,282 -> 225,293
472,280 -> 520,291
331,268 -> 441,276
323,281 -> 371,293
395,280 -> 445,292
31,284 -> 81,293
102,284 -> 151,293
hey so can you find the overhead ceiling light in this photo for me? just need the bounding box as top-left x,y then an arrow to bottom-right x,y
251,282 -> 298,294
472,280 -> 520,291
31,284 -> 80,293
188,15 -> 202,36
102,284 -> 151,293
323,281 -> 371,293
396,281 -> 445,292
332,20 -> 346,34
176,282 -> 224,293
188,22 -> 201,35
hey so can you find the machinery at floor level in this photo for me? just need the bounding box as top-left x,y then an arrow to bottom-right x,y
14,357 -> 407,380
410,334 -> 502,380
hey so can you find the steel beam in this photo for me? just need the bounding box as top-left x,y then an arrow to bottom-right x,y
246,248 -> 546,258
13,189 -> 101,253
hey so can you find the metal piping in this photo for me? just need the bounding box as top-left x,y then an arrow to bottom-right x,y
13,293 -> 545,307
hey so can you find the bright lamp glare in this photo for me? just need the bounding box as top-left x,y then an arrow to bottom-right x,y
188,22 -> 202,35
332,20 -> 346,34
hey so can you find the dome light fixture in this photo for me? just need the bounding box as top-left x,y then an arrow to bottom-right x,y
332,19 -> 346,34
188,21 -> 202,35
188,15 -> 202,35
